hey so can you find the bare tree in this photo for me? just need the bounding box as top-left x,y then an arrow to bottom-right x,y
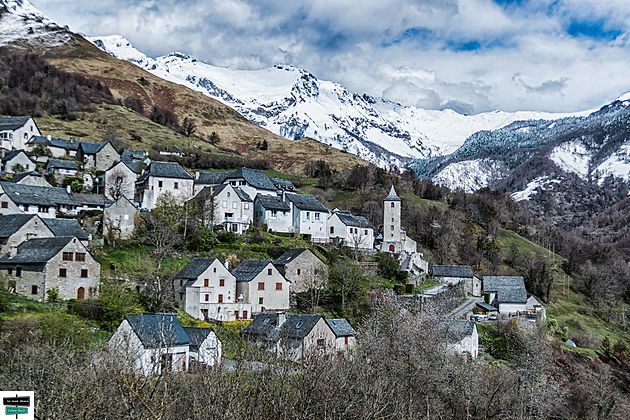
106,169 -> 134,201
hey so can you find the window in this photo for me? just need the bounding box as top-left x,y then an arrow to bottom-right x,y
174,182 -> 179,189
179,279 -> 183,287
239,181 -> 246,186
258,297 -> 264,305
297,268 -> 301,275
213,267 -> 217,273
232,202 -> 237,209
31,285 -> 38,295
59,268 -> 67,277
234,310 -> 240,320
244,203 -> 249,209
158,180 -> 163,188
330,226 -> 334,234
364,229 -> 368,235
203,279 -> 209,287
22,205 -> 29,211
205,294 -> 209,302
344,336 -> 349,345
391,202 -> 395,207
38,206 -> 49,213
1,201 -> 7,209
179,293 -> 184,301
257,282 -> 265,290
75,253 -> 86,262
15,267 -> 22,277
267,268 -> 272,275
219,279 -> 225,287
306,211 -> 310,220
222,201 -> 227,208
7,268 -> 12,275
218,294 -> 223,303
317,338 -> 325,348
242,310 -> 248,319
62,252 -> 73,261
314,212 -> 320,221
271,210 -> 277,218
81,269 -> 88,278
390,225 -> 394,231
275,282 -> 283,291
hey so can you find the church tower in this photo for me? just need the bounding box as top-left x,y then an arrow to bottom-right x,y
382,185 -> 401,253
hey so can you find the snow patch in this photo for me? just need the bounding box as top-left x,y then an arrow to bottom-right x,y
549,141 -> 591,178
433,159 -> 505,193
510,177 -> 561,202
595,143 -> 630,183
0,0 -> 69,47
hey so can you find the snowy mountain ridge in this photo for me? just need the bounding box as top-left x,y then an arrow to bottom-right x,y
88,34 -> 587,170
0,0 -> 69,47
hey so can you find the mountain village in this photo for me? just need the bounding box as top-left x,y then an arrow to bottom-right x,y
0,114 -> 547,375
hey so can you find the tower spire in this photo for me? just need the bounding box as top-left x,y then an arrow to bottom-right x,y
385,185 -> 400,201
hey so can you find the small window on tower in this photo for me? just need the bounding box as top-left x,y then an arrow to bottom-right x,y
391,202 -> 395,207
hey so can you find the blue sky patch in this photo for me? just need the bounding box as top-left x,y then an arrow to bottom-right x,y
567,19 -> 623,41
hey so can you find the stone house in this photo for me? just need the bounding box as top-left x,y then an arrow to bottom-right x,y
45,159 -> 78,179
242,313 -> 337,362
273,248 -> 328,294
27,135 -> 81,158
381,186 -> 417,254
233,259 -> 291,314
0,214 -> 54,256
0,116 -> 40,151
109,314 -> 189,376
193,171 -> 231,196
222,167 -> 278,200
104,160 -> 143,200
0,182 -> 76,218
254,194 -> 292,233
175,257 -> 252,321
442,320 -> 479,359
326,318 -> 357,352
432,265 -> 482,296
0,236 -> 100,301
212,184 -> 254,234
136,161 -> 194,210
77,141 -> 120,171
482,276 -> 528,314
42,218 -> 90,247
103,196 -> 139,240
328,210 -> 375,250
70,193 -> 112,214
11,171 -> 51,187
285,193 -> 329,243
1,150 -> 36,173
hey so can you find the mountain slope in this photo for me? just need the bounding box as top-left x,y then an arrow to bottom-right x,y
89,35 -> 585,170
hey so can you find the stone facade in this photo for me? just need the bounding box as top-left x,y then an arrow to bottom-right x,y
103,197 -> 139,240
2,151 -> 35,173
274,249 -> 328,294
104,161 -> 138,200
235,262 -> 291,314
0,215 -> 54,256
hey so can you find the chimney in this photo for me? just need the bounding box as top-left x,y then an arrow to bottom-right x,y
277,312 -> 286,326
66,185 -> 71,193
47,134 -> 52,141
9,246 -> 18,257
224,259 -> 230,270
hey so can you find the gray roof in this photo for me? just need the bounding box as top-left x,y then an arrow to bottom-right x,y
121,149 -> 147,161
224,168 -> 277,191
285,193 -> 329,212
271,178 -> 296,191
182,327 -> 215,351
78,141 -> 108,155
114,159 -> 144,175
46,159 -> 77,171
0,214 -> 36,238
29,135 -> 82,151
11,171 -> 44,183
442,320 -> 476,342
483,276 -> 527,304
70,193 -> 111,207
175,258 -> 218,279
0,182 -> 76,206
213,184 -> 252,202
1,150 -> 31,162
42,219 -> 89,241
195,171 -> 231,185
0,116 -> 31,131
334,211 -> 373,229
232,259 -> 272,282
385,185 -> 401,201
125,314 -> 190,349
0,236 -> 76,264
256,194 -> 290,211
326,318 -> 357,337
243,313 -> 323,340
144,161 -> 193,180
476,302 -> 498,312
432,265 -> 473,278
273,248 -> 309,266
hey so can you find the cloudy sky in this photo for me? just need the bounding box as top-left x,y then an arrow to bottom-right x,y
32,0 -> 630,114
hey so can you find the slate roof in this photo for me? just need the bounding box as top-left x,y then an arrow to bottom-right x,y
285,193 -> 329,212
1,150 -> 30,162
195,171 -> 231,185
183,327 -> 214,351
29,135 -> 81,151
0,182 -> 76,206
232,259 -> 272,282
256,194 -> 290,211
125,314 -> 190,349
273,248 -> 309,266
326,318 -> 357,337
78,141 -> 107,155
113,159 -> 144,175
71,193 -> 111,207
0,116 -> 30,131
11,171 -> 44,183
143,161 -> 193,180
242,313 -> 323,341
385,185 -> 401,201
0,236 -> 76,264
121,149 -> 147,161
213,184 -> 252,202
334,210 -> 373,228
442,320 -> 476,343
483,276 -> 527,304
224,168 -> 277,191
42,219 -> 89,241
0,214 -> 36,238
476,302 -> 498,312
271,178 -> 296,191
175,258 -> 218,279
432,265 -> 473,278
46,159 -> 77,171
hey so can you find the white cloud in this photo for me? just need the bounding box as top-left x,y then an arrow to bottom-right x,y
30,0 -> 630,113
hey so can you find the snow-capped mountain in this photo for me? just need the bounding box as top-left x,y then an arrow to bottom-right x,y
89,35 -> 584,170
413,93 -> 630,197
0,0 -> 69,47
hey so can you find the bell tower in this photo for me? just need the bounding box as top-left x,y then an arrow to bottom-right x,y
382,185 -> 401,253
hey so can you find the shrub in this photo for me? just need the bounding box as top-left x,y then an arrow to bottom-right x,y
217,230 -> 238,244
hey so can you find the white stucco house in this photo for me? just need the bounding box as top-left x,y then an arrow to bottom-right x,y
1,150 -> 36,173
184,327 -> 222,369
233,259 -> 291,315
0,116 -> 40,151
136,161 -> 194,210
482,276 -> 528,315
328,210 -> 375,250
285,193 -> 329,243
212,184 -> 254,234
254,194 -> 292,233
175,257 -> 252,321
222,167 -> 278,199
443,320 -> 479,359
326,318 -> 357,352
